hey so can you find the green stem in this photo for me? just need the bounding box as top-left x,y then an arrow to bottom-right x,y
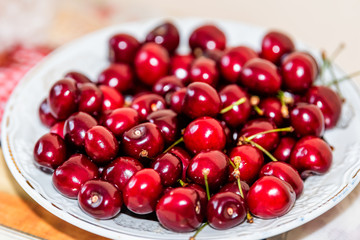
326,70 -> 360,86
253,105 -> 264,116
163,137 -> 184,153
246,126 -> 294,141
189,222 -> 208,240
178,179 -> 187,187
228,159 -> 236,168
245,138 -> 278,162
220,97 -> 246,114
236,178 -> 244,199
203,170 -> 211,201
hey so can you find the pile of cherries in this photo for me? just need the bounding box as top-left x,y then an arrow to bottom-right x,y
33,21 -> 342,235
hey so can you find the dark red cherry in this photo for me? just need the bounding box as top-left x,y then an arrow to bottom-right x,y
169,88 -> 186,114
189,24 -> 226,52
64,112 -> 97,149
151,153 -> 182,186
33,133 -> 67,171
168,147 -> 191,182
281,52 -> 318,93
219,84 -> 251,128
152,75 -> 184,97
258,97 -> 284,126
228,145 -> 264,184
187,150 -> 229,191
134,42 -> 170,86
52,154 -> 99,198
145,22 -> 180,54
189,57 -> 219,87
290,103 -> 325,137
182,82 -> 221,119
98,63 -> 134,93
99,85 -> 124,112
78,83 -> 103,116
122,122 -> 165,160
123,169 -> 163,214
247,176 -> 296,219
156,188 -> 203,232
39,98 -> 57,127
290,136 -> 332,178
260,161 -> 303,198
84,126 -> 119,164
48,79 -> 78,120
220,46 -> 258,83
170,54 -> 194,84
131,93 -> 166,122
219,181 -> 250,198
185,183 -> 207,217
147,109 -> 179,144
305,85 -> 342,129
64,71 -> 91,84
239,118 -> 280,151
78,180 -> 122,219
184,117 -> 226,154
101,156 -> 143,191
239,58 -> 282,95
272,136 -> 296,162
50,121 -> 65,139
109,33 -> 140,64
261,31 -> 295,64
102,107 -> 139,138
207,192 -> 246,230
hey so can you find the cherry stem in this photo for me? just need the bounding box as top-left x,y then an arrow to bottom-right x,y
228,159 -> 236,168
246,126 -> 294,141
202,169 -> 211,201
163,137 -> 184,153
253,105 -> 264,116
189,222 -> 208,240
326,70 -> 360,86
178,179 -> 187,187
250,96 -> 264,116
244,137 -> 278,162
220,97 -> 246,114
247,210 -> 254,223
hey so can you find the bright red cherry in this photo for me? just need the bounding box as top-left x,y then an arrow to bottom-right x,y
152,75 -> 184,97
145,22 -> 180,54
272,136 -> 297,162
78,83 -> 103,116
290,103 -> 325,137
109,33 -> 140,64
169,88 -> 186,114
261,31 -> 295,64
123,169 -> 163,214
170,54 -> 194,84
258,97 -> 284,127
64,71 -> 91,84
151,153 -> 182,186
131,93 -> 166,122
168,147 -> 191,182
39,98 -> 57,127
99,85 -> 124,113
102,107 -> 139,138
189,24 -> 226,52
98,63 -> 134,93
189,57 -> 219,87
50,121 -> 65,139
147,109 -> 179,144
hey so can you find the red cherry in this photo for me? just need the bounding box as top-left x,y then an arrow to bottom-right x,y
131,93 -> 166,122
78,180 -> 122,219
156,188 -> 203,232
189,57 -> 219,87
102,107 -> 139,138
98,63 -> 134,93
39,98 -> 57,127
290,103 -> 325,137
239,58 -> 282,95
247,176 -> 296,219
219,181 -> 250,198
170,54 -> 194,84
258,97 -> 284,126
134,43 -> 170,86
147,109 -> 179,144
123,169 -> 163,214
189,24 -> 226,52
152,75 -> 184,97
78,83 -> 103,116
145,22 -> 180,54
169,88 -> 186,114
151,153 -> 182,186
290,136 -> 332,178
99,85 -> 124,113
109,33 -> 140,64
182,82 -> 221,119
183,117 -> 226,154
220,46 -> 258,83
52,154 -> 99,198
261,31 -> 295,64
33,133 -> 67,171
101,156 -> 143,191
168,147 -> 191,182
272,136 -> 297,162
50,121 -> 65,139
64,71 -> 91,84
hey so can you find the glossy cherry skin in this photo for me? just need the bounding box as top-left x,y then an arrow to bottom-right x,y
182,82 -> 221,119
131,93 -> 166,122
219,181 -> 250,199
64,112 -> 97,149
185,184 -> 207,217
156,188 -> 203,232
258,97 -> 284,127
228,145 -> 264,184
152,75 -> 184,97
134,42 -> 170,86
122,122 -> 165,160
145,22 -> 180,54
109,33 -> 140,64
239,118 -> 280,151
33,133 -> 67,171
101,156 -> 143,191
290,136 -> 332,178
220,46 -> 258,83
147,109 -> 179,144
98,63 -> 134,93
239,58 -> 282,95
48,79 -> 78,120
50,121 -> 65,139
272,136 -> 297,162
187,150 -> 229,191
189,57 -> 219,87
219,84 -> 251,128
39,98 -> 57,127
170,54 -> 194,84
123,169 -> 163,214
290,103 -> 325,137
78,179 -> 122,219
261,31 -> 295,64
260,162 -> 303,198
78,83 -> 103,116
151,153 -> 182,186
52,154 -> 99,198
84,126 -> 119,164
189,24 -> 226,52
305,85 -> 342,129
169,88 -> 186,114
247,176 -> 296,219
281,52 -> 317,93
168,147 -> 191,182
207,192 -> 246,230
99,85 -> 124,113
184,117 -> 226,154
64,71 -> 91,84
102,107 -> 139,138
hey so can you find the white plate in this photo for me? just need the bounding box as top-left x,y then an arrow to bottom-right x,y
2,18 -> 360,240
